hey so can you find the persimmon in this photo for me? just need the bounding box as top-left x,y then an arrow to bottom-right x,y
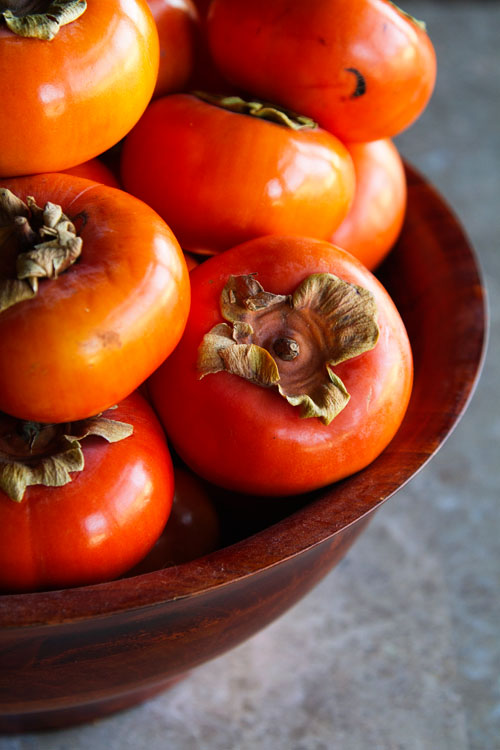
207,0 -> 436,142
146,0 -> 200,98
0,391 -> 175,592
121,92 -> 355,255
0,172 -> 190,423
149,235 -> 413,496
125,466 -> 221,574
0,0 -> 159,177
330,139 -> 407,270
184,251 -> 201,272
62,158 -> 121,189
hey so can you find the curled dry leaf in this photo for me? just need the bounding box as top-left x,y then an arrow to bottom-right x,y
0,409 -> 133,502
193,92 -> 318,131
0,188 -> 82,313
198,273 -> 379,424
1,0 -> 87,40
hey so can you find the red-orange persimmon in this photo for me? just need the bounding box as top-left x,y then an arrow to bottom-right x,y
121,93 -> 355,255
61,157 -> 121,188
149,235 -> 413,496
207,0 -> 436,142
0,392 -> 174,593
330,139 -> 407,270
0,173 -> 190,423
146,0 -> 199,98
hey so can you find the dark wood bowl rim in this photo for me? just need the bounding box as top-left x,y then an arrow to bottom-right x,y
0,164 -> 487,628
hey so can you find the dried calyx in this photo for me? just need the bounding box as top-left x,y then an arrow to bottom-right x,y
0,0 -> 86,40
198,273 -> 380,425
0,409 -> 133,502
193,91 -> 318,131
0,187 -> 82,313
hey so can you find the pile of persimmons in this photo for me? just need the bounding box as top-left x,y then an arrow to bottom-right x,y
0,0 -> 436,592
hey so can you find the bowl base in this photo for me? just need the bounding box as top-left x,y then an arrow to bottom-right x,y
0,673 -> 188,734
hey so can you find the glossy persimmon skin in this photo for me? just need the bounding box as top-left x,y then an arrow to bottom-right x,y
0,392 -> 174,593
0,173 -> 190,423
146,0 -> 199,98
0,0 -> 159,177
125,466 -> 221,574
149,235 -> 413,496
330,139 -> 407,270
61,157 -> 121,188
121,93 -> 355,255
207,0 -> 437,142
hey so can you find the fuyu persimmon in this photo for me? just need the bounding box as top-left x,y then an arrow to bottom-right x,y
207,0 -> 436,142
0,391 -> 175,592
0,172 -> 190,424
146,0 -> 200,98
149,235 -> 413,496
330,139 -> 407,270
121,92 -> 355,255
0,0 -> 159,177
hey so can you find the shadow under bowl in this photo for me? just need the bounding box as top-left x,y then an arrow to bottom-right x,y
0,165 -> 487,733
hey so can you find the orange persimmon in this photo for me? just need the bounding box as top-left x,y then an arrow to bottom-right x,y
121,92 -> 355,255
207,0 -> 436,142
0,172 -> 190,423
0,0 -> 159,177
146,0 -> 199,98
330,139 -> 407,270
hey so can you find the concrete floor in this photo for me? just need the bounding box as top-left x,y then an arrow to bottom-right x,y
2,2 -> 498,749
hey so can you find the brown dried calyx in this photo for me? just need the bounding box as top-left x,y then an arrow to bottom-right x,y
0,187 -> 82,313
198,273 -> 380,425
0,1 -> 86,40
193,91 -> 318,131
0,408 -> 133,502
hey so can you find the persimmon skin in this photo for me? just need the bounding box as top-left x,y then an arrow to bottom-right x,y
146,0 -> 200,98
62,157 -> 121,188
0,0 -> 159,177
183,251 -> 201,271
0,173 -> 190,424
121,93 -> 356,255
149,235 -> 413,496
207,0 -> 437,142
0,392 -> 175,593
125,466 -> 221,574
330,139 -> 407,270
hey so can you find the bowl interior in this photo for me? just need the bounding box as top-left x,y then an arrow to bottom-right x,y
0,164 -> 487,627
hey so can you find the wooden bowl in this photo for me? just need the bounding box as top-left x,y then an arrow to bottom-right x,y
0,165 -> 487,733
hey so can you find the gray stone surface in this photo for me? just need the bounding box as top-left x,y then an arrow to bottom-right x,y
1,2 -> 498,748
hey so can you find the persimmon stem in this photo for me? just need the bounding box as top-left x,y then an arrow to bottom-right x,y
198,273 -> 380,425
273,337 -> 300,361
1,0 -> 87,39
0,188 -> 83,313
193,92 -> 318,131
